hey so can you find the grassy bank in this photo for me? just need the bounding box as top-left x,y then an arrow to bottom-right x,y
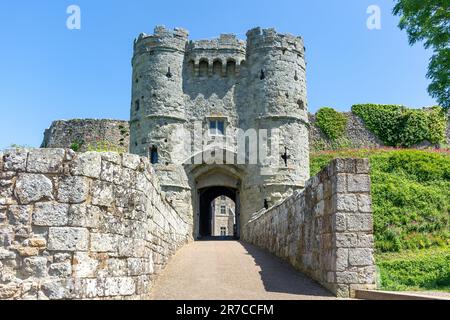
376,247 -> 450,292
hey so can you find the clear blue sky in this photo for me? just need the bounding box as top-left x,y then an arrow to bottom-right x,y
0,0 -> 436,149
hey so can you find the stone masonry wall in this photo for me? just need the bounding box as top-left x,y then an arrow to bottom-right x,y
0,148 -> 191,300
242,158 -> 376,298
309,113 -> 383,151
310,112 -> 450,151
41,119 -> 130,153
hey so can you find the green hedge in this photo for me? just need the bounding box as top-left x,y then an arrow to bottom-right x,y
352,104 -> 447,147
315,107 -> 348,141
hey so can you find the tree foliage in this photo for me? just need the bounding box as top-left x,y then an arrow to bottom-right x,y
393,0 -> 450,109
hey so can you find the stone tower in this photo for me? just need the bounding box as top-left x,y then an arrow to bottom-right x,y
243,27 -> 309,211
129,26 -> 309,239
130,26 -> 192,223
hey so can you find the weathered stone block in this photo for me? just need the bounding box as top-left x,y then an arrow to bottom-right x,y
334,159 -> 356,174
49,262 -> 72,277
114,185 -> 133,208
57,176 -> 90,204
41,279 -> 73,300
54,253 -> 71,263
104,277 -> 135,296
333,212 -> 347,232
17,246 -> 40,257
14,174 -> 53,204
24,238 -> 47,248
136,275 -> 151,295
122,153 -> 141,170
48,227 -> 89,251
347,174 -> 370,193
334,284 -> 350,298
101,152 -> 122,165
76,278 -> 98,298
357,234 -> 374,248
108,258 -> 128,277
335,194 -> 358,212
3,149 -> 28,172
335,248 -> 348,271
118,238 -> 146,258
0,283 -> 21,299
348,248 -> 374,266
23,256 -> 48,277
100,161 -> 122,184
0,248 -> 14,262
127,257 -> 153,276
90,233 -> 118,253
355,158 -> 370,174
91,181 -> 114,207
332,174 -> 347,194
121,168 -> 136,188
335,271 -> 358,284
68,204 -> 101,228
357,194 -> 372,213
73,252 -> 98,277
71,152 -> 102,178
33,202 -> 69,226
8,205 -> 31,225
335,233 -> 358,248
347,214 -> 373,232
27,149 -> 65,174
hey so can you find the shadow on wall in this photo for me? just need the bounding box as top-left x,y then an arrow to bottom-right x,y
239,242 -> 334,297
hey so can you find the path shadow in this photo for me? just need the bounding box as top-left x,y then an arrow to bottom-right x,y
239,241 -> 334,297
196,236 -> 237,241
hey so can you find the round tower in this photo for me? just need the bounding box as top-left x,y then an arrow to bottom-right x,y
130,26 -> 192,223
130,26 -> 188,163
244,27 -> 310,207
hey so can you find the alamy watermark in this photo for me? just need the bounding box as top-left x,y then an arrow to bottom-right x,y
66,5 -> 81,30
367,5 -> 381,30
151,121 -> 285,176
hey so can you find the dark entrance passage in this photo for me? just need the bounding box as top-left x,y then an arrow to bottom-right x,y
198,186 -> 239,239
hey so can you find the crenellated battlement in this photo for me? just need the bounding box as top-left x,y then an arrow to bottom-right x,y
133,25 -> 189,57
246,27 -> 304,54
186,34 -> 246,52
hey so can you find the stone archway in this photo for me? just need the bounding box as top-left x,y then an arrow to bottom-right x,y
184,162 -> 244,240
198,186 -> 237,238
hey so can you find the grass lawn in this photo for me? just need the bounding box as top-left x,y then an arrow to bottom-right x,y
375,247 -> 450,292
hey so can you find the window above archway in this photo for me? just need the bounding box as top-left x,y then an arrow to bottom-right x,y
209,119 -> 225,136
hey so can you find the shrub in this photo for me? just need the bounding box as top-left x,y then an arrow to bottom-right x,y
87,140 -> 126,153
315,107 -> 348,141
70,140 -> 84,152
352,104 -> 446,147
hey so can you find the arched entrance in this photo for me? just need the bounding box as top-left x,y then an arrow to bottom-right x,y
198,186 -> 238,239
184,158 -> 244,240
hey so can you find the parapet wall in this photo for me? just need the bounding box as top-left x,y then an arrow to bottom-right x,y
41,119 -> 130,153
0,148 -> 191,300
242,158 -> 377,298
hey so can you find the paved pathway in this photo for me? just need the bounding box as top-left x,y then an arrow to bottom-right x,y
149,240 -> 336,300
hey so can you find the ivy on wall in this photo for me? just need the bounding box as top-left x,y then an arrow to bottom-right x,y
315,107 -> 348,141
352,104 -> 447,147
